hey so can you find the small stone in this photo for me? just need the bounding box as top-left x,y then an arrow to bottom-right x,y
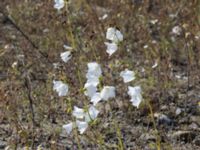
194,136 -> 200,146
175,107 -> 182,116
172,131 -> 197,143
158,114 -> 172,125
172,26 -> 182,35
154,113 -> 173,126
161,105 -> 168,111
190,116 -> 200,125
11,35 -> 16,40
189,123 -> 198,130
140,133 -> 156,142
43,28 -> 49,33
0,140 -> 6,149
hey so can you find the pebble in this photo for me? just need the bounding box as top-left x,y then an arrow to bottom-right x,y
175,107 -> 182,116
0,140 -> 6,149
172,131 -> 197,143
154,113 -> 173,126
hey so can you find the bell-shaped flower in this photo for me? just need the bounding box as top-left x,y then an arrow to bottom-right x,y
128,86 -> 142,108
100,86 -> 116,101
72,106 -> 85,119
106,27 -> 123,43
60,51 -> 71,63
84,83 -> 97,98
128,86 -> 141,97
76,120 -> 88,134
86,62 -> 102,78
120,69 -> 135,83
85,62 -> 102,87
63,122 -> 73,134
85,105 -> 99,122
53,80 -> 68,96
54,0 -> 65,10
85,77 -> 100,87
130,95 -> 142,108
104,42 -> 118,56
91,92 -> 101,105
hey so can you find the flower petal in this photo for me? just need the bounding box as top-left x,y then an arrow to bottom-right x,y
85,76 -> 100,87
128,86 -> 141,97
104,42 -> 118,56
53,80 -> 68,96
106,27 -> 123,43
60,51 -> 71,63
63,122 -> 73,134
85,62 -> 102,87
130,95 -> 142,108
84,83 -> 97,98
86,62 -> 102,78
91,92 -> 101,105
72,106 -> 85,119
120,69 -> 135,83
85,105 -> 99,122
100,86 -> 116,101
76,120 -> 88,134
128,86 -> 142,108
54,0 -> 65,10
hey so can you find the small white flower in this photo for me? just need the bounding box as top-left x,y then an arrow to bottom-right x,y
84,62 -> 103,104
106,27 -> 123,43
63,44 -> 73,50
128,86 -> 142,108
63,122 -> 73,134
85,62 -> 102,86
104,42 -> 118,56
54,0 -> 65,10
76,120 -> 88,134
72,106 -> 85,119
91,92 -> 101,105
100,86 -> 116,101
86,62 -> 102,78
85,105 -> 99,122
130,95 -> 142,108
84,83 -> 97,98
120,69 -> 135,83
85,76 -> 100,87
88,106 -> 99,120
60,51 -> 71,63
53,80 -> 68,96
128,86 -> 141,97
172,26 -> 182,35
